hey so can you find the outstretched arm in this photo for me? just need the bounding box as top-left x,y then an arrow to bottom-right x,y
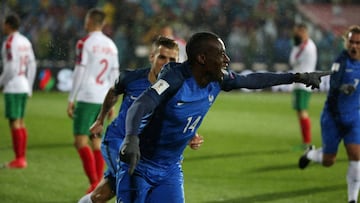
221,70 -> 331,91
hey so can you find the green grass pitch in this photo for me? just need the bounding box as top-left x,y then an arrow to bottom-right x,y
0,91 -> 348,202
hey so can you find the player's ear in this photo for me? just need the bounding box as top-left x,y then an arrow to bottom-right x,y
197,54 -> 206,65
149,52 -> 155,63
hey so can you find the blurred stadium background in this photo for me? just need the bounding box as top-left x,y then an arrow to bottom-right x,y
1,0 -> 359,91
1,1 -> 360,202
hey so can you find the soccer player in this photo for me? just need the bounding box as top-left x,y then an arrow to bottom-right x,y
67,8 -> 119,194
159,24 -> 187,62
289,23 -> 317,148
298,25 -> 360,203
118,32 -> 330,203
0,13 -> 37,169
78,36 -> 204,203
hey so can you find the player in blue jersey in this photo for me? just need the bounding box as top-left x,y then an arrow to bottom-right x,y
298,25 -> 360,203
78,36 -> 204,203
118,31 -> 330,203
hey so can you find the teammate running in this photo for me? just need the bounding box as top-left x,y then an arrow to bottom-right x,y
298,25 -> 360,203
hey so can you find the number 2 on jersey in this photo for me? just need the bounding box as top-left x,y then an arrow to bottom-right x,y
183,116 -> 202,133
96,59 -> 108,84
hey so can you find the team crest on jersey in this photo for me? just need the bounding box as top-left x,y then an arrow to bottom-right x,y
151,79 -> 169,95
208,94 -> 214,104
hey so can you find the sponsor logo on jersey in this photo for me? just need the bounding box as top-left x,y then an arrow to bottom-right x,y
208,94 -> 214,103
151,79 -> 169,95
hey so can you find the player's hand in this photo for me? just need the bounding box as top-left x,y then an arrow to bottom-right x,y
89,120 -> 103,135
119,135 -> 140,175
294,71 -> 332,89
340,84 -> 356,95
189,133 -> 204,150
67,102 -> 75,118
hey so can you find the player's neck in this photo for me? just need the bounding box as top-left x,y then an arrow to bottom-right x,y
191,65 -> 209,88
5,30 -> 17,36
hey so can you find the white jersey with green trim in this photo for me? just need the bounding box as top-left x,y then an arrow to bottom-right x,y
289,38 -> 317,91
69,31 -> 119,103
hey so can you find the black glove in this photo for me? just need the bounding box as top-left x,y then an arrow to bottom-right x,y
340,84 -> 356,95
119,135 -> 140,175
293,71 -> 332,89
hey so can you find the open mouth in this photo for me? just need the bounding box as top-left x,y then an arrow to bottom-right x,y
221,66 -> 228,74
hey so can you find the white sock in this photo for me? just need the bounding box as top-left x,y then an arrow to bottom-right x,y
78,193 -> 93,203
347,161 -> 360,202
307,147 -> 323,163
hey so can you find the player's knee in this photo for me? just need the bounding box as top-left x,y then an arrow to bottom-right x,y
74,142 -> 83,149
322,159 -> 335,167
90,182 -> 114,203
74,137 -> 88,149
91,192 -> 113,203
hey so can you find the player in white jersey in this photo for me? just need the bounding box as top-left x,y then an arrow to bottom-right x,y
0,13 -> 36,169
289,23 -> 317,149
67,8 -> 119,194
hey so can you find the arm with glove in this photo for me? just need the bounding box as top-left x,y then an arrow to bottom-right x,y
119,90 -> 160,175
293,71 -> 332,89
222,69 -> 332,91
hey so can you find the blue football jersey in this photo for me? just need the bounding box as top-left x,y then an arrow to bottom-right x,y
325,50 -> 360,119
126,61 -> 295,167
103,68 -> 151,142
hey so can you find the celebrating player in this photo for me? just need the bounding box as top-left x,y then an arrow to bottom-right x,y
117,31 -> 330,203
298,25 -> 360,203
0,13 -> 37,169
78,36 -> 203,203
67,8 -> 119,194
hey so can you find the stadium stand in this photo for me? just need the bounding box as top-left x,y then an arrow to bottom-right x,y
0,0 -> 358,83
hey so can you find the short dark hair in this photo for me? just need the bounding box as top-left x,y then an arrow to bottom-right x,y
5,14 -> 20,30
152,35 -> 179,51
87,8 -> 106,26
186,32 -> 219,64
294,23 -> 307,30
344,25 -> 360,39
343,25 -> 360,49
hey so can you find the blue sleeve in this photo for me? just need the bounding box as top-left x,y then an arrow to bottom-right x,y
125,64 -> 184,136
113,70 -> 127,94
125,90 -> 158,136
221,70 -> 295,91
329,50 -> 348,92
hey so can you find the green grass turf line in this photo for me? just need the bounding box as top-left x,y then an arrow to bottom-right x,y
0,91 -> 348,202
